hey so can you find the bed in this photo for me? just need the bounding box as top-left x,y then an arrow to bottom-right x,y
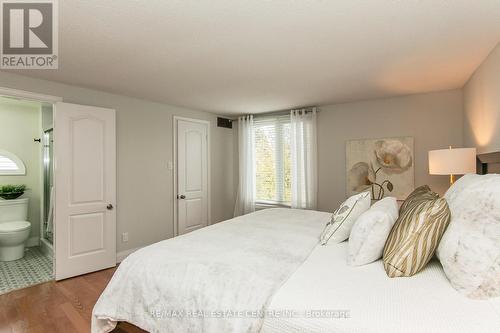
261,242 -> 500,333
92,152 -> 500,333
92,208 -> 332,332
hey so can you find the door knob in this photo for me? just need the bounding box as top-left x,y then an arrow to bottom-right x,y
106,204 -> 114,210
177,194 -> 186,199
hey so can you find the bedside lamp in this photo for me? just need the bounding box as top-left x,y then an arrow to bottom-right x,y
429,147 -> 477,185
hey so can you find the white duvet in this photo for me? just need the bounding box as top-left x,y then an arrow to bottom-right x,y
92,208 -> 331,333
262,242 -> 500,333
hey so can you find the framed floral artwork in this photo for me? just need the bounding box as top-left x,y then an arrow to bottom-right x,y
346,137 -> 414,200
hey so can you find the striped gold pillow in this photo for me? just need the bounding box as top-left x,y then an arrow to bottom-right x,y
383,186 -> 451,278
398,185 -> 436,213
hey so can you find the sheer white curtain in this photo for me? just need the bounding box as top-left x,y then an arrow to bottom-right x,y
234,115 -> 256,216
290,108 -> 318,209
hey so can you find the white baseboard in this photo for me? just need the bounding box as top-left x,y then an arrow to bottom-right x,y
116,246 -> 142,263
26,237 -> 141,263
26,236 -> 40,247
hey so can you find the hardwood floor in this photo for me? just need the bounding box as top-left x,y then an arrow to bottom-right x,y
0,267 -> 146,333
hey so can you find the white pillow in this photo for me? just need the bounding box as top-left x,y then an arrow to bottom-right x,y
437,173 -> 500,299
442,173 -> 490,208
347,197 -> 399,266
320,192 -> 370,245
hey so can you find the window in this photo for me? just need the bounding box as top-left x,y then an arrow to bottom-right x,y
254,115 -> 291,205
0,150 -> 26,175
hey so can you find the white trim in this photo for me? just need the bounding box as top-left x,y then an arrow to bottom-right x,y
0,87 -> 62,103
26,236 -> 40,247
173,116 -> 211,237
116,246 -> 142,263
255,201 -> 291,210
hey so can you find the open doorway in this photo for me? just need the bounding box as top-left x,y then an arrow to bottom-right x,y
0,96 -> 54,294
0,87 -> 117,290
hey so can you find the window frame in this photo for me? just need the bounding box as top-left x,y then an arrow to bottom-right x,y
0,149 -> 26,175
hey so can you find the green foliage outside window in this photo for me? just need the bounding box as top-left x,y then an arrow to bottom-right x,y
255,122 -> 291,204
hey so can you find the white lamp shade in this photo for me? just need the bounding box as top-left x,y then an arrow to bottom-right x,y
429,148 -> 476,175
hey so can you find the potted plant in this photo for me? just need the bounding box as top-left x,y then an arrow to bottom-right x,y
0,184 -> 27,200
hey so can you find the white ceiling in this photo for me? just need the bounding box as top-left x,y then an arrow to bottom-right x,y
5,0 -> 500,115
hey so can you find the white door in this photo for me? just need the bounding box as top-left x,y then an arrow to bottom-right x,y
176,118 -> 209,235
54,102 -> 116,280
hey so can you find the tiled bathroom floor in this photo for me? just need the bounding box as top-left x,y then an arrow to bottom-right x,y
0,246 -> 53,295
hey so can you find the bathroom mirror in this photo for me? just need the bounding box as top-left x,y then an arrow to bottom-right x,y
0,149 -> 26,175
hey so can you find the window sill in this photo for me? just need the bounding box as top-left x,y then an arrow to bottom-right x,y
255,201 -> 291,210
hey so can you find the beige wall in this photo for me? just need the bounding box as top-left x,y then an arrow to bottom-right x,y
0,73 -> 467,249
0,72 -> 235,253
0,98 -> 42,242
464,42 -> 500,154
317,89 -> 463,212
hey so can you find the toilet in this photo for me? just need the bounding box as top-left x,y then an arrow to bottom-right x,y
0,198 -> 31,261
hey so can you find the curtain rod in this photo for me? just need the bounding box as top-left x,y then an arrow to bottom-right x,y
236,106 -> 318,119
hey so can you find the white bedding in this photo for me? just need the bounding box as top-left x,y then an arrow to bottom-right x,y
262,242 -> 500,333
92,208 -> 331,333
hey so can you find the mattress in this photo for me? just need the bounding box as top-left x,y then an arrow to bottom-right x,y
261,242 -> 500,333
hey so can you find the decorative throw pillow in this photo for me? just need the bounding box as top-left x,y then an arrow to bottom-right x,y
398,185 -> 435,213
437,174 -> 500,299
383,186 -> 451,277
347,197 -> 399,266
320,192 -> 370,245
441,174 -> 483,204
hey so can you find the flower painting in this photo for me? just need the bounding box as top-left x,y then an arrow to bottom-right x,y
346,137 -> 414,200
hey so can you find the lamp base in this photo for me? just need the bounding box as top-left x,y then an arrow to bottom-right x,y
450,174 -> 455,185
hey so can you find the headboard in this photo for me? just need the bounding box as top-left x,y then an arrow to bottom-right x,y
477,151 -> 500,174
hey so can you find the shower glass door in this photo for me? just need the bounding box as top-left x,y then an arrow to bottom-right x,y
43,129 -> 54,244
